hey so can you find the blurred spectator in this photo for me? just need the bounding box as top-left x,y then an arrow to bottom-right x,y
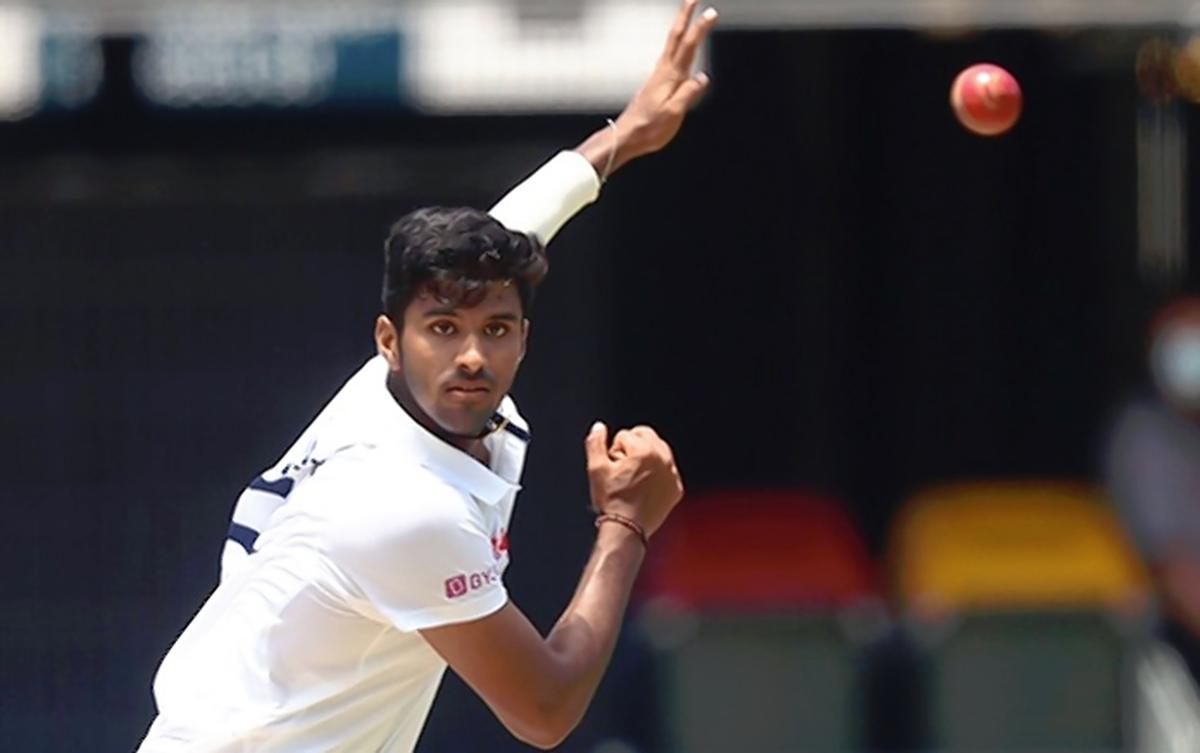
1106,296 -> 1200,681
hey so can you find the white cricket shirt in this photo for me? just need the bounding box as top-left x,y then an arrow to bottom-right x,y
137,150 -> 600,752
141,357 -> 527,753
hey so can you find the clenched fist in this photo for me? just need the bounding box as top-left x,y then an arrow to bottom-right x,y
584,421 -> 684,538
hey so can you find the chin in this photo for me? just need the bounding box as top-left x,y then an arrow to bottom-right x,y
433,409 -> 493,438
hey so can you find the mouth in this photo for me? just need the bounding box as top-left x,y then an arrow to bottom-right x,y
445,384 -> 492,400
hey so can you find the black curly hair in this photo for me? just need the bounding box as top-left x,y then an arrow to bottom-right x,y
381,207 -> 548,322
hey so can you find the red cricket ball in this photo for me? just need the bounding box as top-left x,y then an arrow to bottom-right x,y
950,63 -> 1022,137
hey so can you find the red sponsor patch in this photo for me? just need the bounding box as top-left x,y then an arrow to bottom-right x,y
444,574 -> 468,599
444,564 -> 502,600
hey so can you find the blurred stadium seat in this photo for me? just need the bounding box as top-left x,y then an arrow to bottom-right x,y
639,488 -> 882,753
890,479 -> 1151,752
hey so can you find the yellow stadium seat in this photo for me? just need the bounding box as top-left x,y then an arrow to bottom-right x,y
891,480 -> 1149,614
891,479 -> 1153,752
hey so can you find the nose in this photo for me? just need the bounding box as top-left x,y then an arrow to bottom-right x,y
455,335 -> 486,376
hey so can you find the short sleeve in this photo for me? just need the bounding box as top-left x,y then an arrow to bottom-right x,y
220,541 -> 251,583
329,471 -> 508,633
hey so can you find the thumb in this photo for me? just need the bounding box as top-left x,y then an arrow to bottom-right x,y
584,420 -> 610,464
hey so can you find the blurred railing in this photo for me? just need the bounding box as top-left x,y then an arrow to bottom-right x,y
9,0 -> 1200,29
2,0 -> 1198,120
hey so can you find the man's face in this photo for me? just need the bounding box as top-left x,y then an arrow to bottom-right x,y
386,282 -> 527,437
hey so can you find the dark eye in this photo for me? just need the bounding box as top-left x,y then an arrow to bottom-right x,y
430,321 -> 456,336
484,322 -> 511,338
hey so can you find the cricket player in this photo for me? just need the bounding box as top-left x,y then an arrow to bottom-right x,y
137,2 -> 717,750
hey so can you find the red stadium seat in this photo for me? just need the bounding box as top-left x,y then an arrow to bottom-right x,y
641,488 -> 880,610
637,488 -> 881,753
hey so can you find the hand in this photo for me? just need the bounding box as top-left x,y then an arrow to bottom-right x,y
575,0 -> 718,178
616,0 -> 717,161
584,422 -> 685,538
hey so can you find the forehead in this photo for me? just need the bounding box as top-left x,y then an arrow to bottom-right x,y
406,280 -> 523,318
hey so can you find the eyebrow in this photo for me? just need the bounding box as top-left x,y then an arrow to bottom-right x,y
422,307 -> 521,322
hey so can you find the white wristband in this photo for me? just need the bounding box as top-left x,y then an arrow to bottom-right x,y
489,150 -> 601,245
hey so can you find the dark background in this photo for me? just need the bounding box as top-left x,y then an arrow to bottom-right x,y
0,28 -> 1187,751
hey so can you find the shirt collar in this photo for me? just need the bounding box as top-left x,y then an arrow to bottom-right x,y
362,362 -> 518,506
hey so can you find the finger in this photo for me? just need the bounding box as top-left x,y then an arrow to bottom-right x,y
613,429 -> 650,457
609,428 -> 635,457
584,421 -> 610,467
664,0 -> 700,60
674,6 -> 718,70
668,71 -> 711,111
654,438 -> 677,467
628,426 -> 667,450
627,425 -> 675,463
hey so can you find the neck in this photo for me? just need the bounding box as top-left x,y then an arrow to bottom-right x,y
386,370 -> 488,460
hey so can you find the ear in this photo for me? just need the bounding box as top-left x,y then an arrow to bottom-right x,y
519,318 -> 530,362
375,314 -> 402,370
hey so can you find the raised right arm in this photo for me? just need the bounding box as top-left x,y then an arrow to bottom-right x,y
488,0 -> 716,246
